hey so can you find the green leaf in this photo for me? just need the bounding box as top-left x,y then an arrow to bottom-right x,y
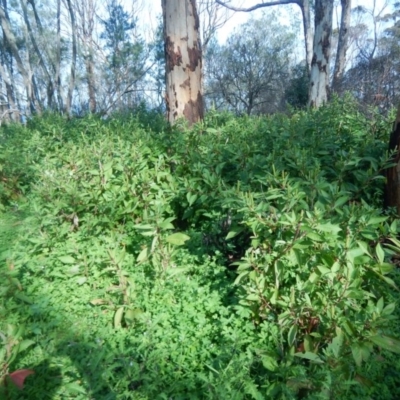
381,275 -> 399,291
59,256 -> 76,264
351,343 -> 363,367
315,223 -> 341,234
125,308 -> 144,325
357,241 -> 372,257
165,232 -> 190,246
306,232 -> 323,242
369,335 -> 400,354
64,382 -> 87,395
114,307 -> 124,329
261,355 -> 278,372
137,247 -> 148,263
288,325 -> 298,346
334,196 -> 350,208
186,193 -> 197,206
158,220 -> 175,230
377,297 -> 384,313
14,293 -> 33,304
18,339 -> 35,353
317,266 -> 330,275
376,243 -> 385,265
90,299 -> 107,305
382,302 -> 396,316
380,262 -> 395,275
246,294 -> 259,301
329,332 -> 343,358
134,224 -> 154,230
367,216 -> 388,226
226,230 -> 240,240
294,352 -> 324,364
76,277 -> 87,285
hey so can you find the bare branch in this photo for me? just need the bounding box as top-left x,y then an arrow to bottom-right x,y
215,0 -> 300,12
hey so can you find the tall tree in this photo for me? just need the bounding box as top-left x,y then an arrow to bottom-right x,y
332,0 -> 351,92
0,0 -> 18,121
0,3 -> 36,112
162,0 -> 204,125
308,0 -> 333,107
74,0 -> 97,113
20,0 -> 55,108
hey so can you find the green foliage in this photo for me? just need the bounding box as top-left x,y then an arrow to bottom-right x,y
1,99 -> 400,399
206,11 -> 296,115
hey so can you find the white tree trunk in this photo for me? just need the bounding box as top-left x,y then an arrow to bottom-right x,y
66,0 -> 77,115
308,0 -> 333,107
301,0 -> 313,73
0,5 -> 35,111
162,0 -> 204,125
332,0 -> 351,92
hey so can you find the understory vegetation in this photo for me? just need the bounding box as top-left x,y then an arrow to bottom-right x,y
2,98 -> 400,399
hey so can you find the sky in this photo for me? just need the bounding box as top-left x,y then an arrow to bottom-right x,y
138,0 -> 390,44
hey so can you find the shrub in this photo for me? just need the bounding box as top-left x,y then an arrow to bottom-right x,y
1,98 -> 400,399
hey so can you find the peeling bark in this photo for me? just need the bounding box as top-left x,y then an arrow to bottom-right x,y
308,0 -> 333,108
162,0 -> 204,126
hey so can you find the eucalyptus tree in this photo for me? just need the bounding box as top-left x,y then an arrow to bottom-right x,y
162,0 -> 204,125
308,0 -> 333,107
0,2 -> 37,113
332,0 -> 352,92
0,0 -> 69,116
216,0 -> 352,108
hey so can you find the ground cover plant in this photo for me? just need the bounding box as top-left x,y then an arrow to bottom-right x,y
1,98 -> 400,399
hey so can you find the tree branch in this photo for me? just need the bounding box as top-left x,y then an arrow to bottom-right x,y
215,0 -> 300,12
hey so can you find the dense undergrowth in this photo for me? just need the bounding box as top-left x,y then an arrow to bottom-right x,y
2,98 -> 400,399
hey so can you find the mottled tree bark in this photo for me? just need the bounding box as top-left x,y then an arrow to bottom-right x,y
162,0 -> 204,125
332,0 -> 351,92
308,0 -> 333,108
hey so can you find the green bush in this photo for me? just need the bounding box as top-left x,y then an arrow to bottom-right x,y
1,99 -> 400,399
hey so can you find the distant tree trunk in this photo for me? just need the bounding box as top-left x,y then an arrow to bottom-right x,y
300,0 -> 313,73
0,4 -> 36,112
308,0 -> 333,107
86,54 -> 96,113
0,62 -> 18,121
80,0 -> 97,113
332,0 -> 351,92
66,0 -> 77,114
384,105 -> 400,215
20,0 -> 55,108
55,0 -> 64,110
162,0 -> 204,125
